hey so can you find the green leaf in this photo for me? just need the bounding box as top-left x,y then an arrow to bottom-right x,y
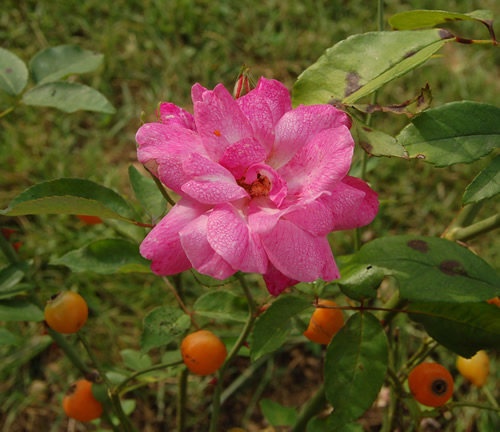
29,45 -> 104,84
250,295 -> 311,362
260,399 -> 298,427
408,302 -> 500,357
350,236 -> 499,303
0,263 -> 30,299
141,306 -> 191,353
1,178 -> 137,222
0,328 -> 21,346
193,290 -> 248,323
389,9 -> 493,30
0,299 -> 43,321
292,29 -> 453,106
336,259 -> 386,301
463,155 -> 500,204
0,47 -> 28,96
354,124 -> 409,159
51,239 -> 151,274
121,349 -> 153,371
22,82 -> 115,113
397,102 -> 500,166
308,417 -> 364,432
128,165 -> 167,220
325,312 -> 388,428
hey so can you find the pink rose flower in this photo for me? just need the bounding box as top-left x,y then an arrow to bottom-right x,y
136,78 -> 378,295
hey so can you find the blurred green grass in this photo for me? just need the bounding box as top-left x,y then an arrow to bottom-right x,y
0,1 -> 499,430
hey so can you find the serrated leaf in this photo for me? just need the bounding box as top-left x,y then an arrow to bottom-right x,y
260,399 -> 298,427
325,312 -> 388,428
51,239 -> 151,274
29,45 -> 104,84
250,295 -> 311,362
0,299 -> 43,321
141,306 -> 191,353
397,101 -> 500,166
354,124 -> 408,158
22,82 -> 115,113
293,29 -> 453,106
1,178 -> 137,223
0,48 -> 28,96
389,9 -> 492,30
408,302 -> 500,357
349,236 -> 499,302
463,155 -> 500,204
193,290 -> 248,323
128,165 -> 167,220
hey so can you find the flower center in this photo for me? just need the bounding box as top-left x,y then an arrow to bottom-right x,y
237,173 -> 271,198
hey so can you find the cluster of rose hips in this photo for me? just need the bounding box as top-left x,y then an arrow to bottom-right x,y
44,292 -> 494,423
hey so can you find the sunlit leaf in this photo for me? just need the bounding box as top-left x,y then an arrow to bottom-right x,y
336,255 -> 385,301
463,155 -> 500,204
293,29 -> 453,106
260,399 -> 298,427
250,295 -> 311,362
348,236 -> 499,302
0,47 -> 28,96
325,312 -> 388,428
408,302 -> 500,357
29,45 -> 104,84
389,9 -> 493,30
51,239 -> 151,274
1,178 -> 137,223
121,349 -> 153,371
397,101 -> 500,166
22,82 -> 115,113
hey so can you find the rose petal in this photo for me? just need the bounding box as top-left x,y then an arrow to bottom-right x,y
263,263 -> 299,296
158,102 -> 196,130
219,137 -> 267,179
269,104 -> 352,169
140,198 -> 207,275
262,219 -> 339,282
207,204 -> 268,274
279,126 -> 354,197
321,176 -> 379,230
179,213 -> 236,280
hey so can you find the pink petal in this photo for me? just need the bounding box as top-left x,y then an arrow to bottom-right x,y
269,104 -> 352,169
157,102 -> 196,130
193,83 -> 253,161
207,204 -> 268,274
136,123 -> 205,193
262,219 -> 339,282
320,176 -> 379,230
282,199 -> 334,236
181,153 -> 248,204
179,214 -> 236,280
263,263 -> 299,296
237,78 -> 292,153
279,126 -> 354,197
219,137 -> 267,179
140,198 -> 207,275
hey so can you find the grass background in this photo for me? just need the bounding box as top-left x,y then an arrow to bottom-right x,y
1,0 -> 499,431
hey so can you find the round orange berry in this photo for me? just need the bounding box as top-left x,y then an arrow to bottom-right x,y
303,299 -> 344,345
180,330 -> 227,376
44,291 -> 88,334
63,379 -> 103,422
408,362 -> 454,407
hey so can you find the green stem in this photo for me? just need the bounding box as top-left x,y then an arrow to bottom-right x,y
177,368 -> 189,432
446,400 -> 500,412
292,383 -> 327,432
447,213 -> 500,242
208,274 -> 257,432
482,386 -> 499,410
444,202 -> 483,236
147,167 -> 176,206
0,105 -> 15,119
